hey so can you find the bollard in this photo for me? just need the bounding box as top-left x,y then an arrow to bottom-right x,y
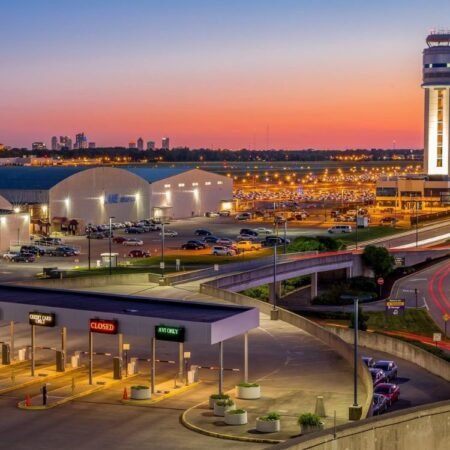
71,376 -> 76,394
315,395 -> 326,417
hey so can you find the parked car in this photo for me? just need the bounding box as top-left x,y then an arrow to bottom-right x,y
160,229 -> 178,237
47,246 -> 78,257
212,246 -> 237,256
261,236 -> 290,247
380,216 -> 399,225
20,245 -> 45,256
362,356 -> 375,368
294,212 -> 308,220
373,360 -> 398,382
239,233 -> 259,241
205,211 -> 219,217
369,368 -> 386,386
372,393 -> 389,415
125,227 -> 145,234
3,251 -> 20,261
202,236 -> 219,244
122,239 -> 144,246
10,253 -> 35,263
216,238 -> 235,246
374,383 -> 400,405
149,223 -> 162,231
235,212 -> 252,220
219,210 -> 231,217
254,227 -> 272,235
239,228 -> 258,237
87,232 -> 106,239
328,225 -> 352,233
112,236 -> 127,244
195,229 -> 212,236
36,237 -> 63,245
235,240 -> 262,251
181,241 -> 206,250
128,249 -> 151,258
274,216 -> 286,225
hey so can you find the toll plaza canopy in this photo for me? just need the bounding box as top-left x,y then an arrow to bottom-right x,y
0,285 -> 259,345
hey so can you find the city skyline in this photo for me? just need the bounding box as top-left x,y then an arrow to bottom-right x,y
2,1 -> 450,149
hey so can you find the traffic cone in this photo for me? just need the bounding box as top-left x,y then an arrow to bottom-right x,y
25,394 -> 32,407
122,387 -> 128,400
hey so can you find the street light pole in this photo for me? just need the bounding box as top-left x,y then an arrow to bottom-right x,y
108,217 -> 114,275
353,296 -> 359,407
161,221 -> 165,277
414,288 -> 418,309
283,220 -> 287,254
355,212 -> 359,250
88,223 -> 92,271
415,201 -> 419,248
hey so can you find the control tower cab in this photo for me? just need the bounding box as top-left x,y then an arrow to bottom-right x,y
423,31 -> 450,175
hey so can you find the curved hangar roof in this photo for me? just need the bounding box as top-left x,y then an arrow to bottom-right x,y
0,166 -> 193,191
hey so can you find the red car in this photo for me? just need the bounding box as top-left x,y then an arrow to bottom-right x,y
374,383 -> 400,405
113,236 -> 127,244
128,249 -> 151,258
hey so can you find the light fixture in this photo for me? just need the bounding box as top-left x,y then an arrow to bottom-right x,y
13,206 -> 20,213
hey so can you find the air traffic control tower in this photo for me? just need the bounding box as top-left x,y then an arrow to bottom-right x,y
423,31 -> 450,176
376,31 -> 450,211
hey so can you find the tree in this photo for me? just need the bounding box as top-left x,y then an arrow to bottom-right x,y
362,245 -> 394,278
349,306 -> 369,331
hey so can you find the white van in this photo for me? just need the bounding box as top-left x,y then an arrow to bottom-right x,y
328,225 -> 352,233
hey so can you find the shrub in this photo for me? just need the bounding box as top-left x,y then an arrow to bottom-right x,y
260,412 -> 280,421
362,245 -> 395,278
216,399 -> 235,407
210,393 -> 230,400
227,409 -> 246,415
237,382 -> 259,388
349,307 -> 369,331
298,413 -> 322,426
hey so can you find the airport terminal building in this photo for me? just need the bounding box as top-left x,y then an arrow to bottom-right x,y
376,31 -> 450,211
0,166 -> 232,233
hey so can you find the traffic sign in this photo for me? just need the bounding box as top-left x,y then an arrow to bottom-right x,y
433,333 -> 442,343
377,277 -> 384,286
385,299 -> 405,315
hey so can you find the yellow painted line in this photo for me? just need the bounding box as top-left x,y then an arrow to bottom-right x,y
121,382 -> 201,407
17,373 -> 139,410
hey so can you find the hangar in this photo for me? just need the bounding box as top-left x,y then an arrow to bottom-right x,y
0,166 -> 232,233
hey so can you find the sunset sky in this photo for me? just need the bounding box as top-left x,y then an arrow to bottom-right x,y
2,0 -> 450,149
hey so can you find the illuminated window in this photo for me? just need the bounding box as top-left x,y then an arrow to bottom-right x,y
164,184 -> 171,188
436,89 -> 444,168
217,181 -> 223,185
192,182 -> 198,186
178,183 -> 185,187
205,181 -> 211,186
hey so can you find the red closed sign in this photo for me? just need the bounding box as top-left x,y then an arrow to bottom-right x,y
90,319 -> 118,334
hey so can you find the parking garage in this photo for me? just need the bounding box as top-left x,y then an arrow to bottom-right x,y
0,285 -> 258,394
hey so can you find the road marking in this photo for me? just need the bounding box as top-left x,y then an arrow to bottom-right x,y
409,278 -> 427,282
422,297 -> 429,311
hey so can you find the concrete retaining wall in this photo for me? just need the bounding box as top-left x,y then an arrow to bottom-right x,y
271,400 -> 450,450
200,284 -> 373,418
328,326 -> 450,382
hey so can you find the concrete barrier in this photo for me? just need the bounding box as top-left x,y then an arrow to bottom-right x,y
16,272 -> 160,289
270,400 -> 450,450
327,325 -> 450,382
200,284 -> 373,419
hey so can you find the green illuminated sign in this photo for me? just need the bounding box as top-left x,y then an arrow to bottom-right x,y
155,324 -> 185,342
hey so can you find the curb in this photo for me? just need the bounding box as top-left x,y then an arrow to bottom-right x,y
180,402 -> 284,444
121,381 -> 201,407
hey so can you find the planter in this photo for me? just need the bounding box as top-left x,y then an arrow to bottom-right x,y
130,386 -> 151,400
225,410 -> 248,425
214,402 -> 236,417
300,423 -> 323,435
236,384 -> 261,400
209,395 -> 229,409
256,418 -> 280,433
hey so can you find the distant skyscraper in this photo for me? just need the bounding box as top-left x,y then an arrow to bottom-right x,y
75,132 -> 88,149
59,136 -> 72,150
161,137 -> 170,150
51,136 -> 59,151
137,137 -> 144,151
32,142 -> 47,151
423,31 -> 450,175
88,142 -> 96,149
146,141 -> 155,150
128,141 -> 137,149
